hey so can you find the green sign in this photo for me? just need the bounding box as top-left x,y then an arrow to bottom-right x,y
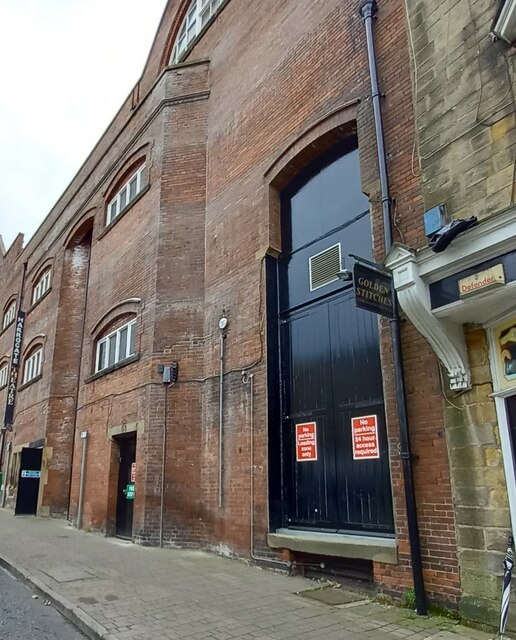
125,483 -> 135,500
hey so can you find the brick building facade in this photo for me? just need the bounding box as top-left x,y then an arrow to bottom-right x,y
1,0 -> 514,627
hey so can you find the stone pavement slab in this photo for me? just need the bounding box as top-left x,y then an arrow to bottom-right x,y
0,510 -> 502,640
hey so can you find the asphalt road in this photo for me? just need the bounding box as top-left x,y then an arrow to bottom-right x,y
0,568 -> 85,639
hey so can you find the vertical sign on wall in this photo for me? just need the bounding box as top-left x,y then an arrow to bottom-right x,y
4,311 -> 26,431
296,422 -> 317,462
351,415 -> 380,460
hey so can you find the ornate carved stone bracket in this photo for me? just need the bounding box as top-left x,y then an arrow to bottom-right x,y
386,245 -> 470,390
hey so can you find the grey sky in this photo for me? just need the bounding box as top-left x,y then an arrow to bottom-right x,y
0,0 -> 168,252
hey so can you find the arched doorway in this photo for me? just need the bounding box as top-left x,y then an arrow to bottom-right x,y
271,138 -> 394,534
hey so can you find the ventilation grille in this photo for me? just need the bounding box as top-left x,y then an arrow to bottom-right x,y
309,243 -> 342,291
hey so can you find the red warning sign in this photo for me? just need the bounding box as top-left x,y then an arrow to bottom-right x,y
296,422 -> 317,462
351,415 -> 380,460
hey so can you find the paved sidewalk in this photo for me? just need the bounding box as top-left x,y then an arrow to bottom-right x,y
0,510 -> 498,640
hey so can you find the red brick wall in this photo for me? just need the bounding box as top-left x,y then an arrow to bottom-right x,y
0,0 -> 461,608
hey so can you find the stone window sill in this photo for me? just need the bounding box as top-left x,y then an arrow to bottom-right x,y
27,287 -> 52,315
18,373 -> 43,392
0,317 -> 16,337
85,353 -> 140,383
97,185 -> 150,241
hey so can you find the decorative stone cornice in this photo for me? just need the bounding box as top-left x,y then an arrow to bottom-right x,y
386,208 -> 516,390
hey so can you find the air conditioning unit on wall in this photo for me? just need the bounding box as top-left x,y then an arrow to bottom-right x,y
493,0 -> 516,43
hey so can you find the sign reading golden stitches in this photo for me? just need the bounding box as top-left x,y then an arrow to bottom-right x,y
353,263 -> 394,319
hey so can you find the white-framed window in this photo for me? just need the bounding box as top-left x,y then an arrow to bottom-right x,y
171,0 -> 223,63
22,348 -> 43,385
0,363 -> 8,388
95,320 -> 137,373
2,302 -> 16,330
32,270 -> 52,305
107,165 -> 146,225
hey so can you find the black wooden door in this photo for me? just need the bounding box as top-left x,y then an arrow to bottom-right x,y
15,448 -> 42,516
116,435 -> 136,538
281,292 -> 393,533
329,293 -> 393,532
281,302 -> 338,528
278,138 -> 394,535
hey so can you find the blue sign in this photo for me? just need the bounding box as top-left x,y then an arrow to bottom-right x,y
21,470 -> 40,479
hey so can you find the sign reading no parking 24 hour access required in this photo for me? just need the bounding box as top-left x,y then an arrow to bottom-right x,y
295,416 -> 381,463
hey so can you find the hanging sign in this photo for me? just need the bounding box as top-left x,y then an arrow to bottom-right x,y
125,483 -> 135,500
296,422 -> 317,462
458,264 -> 505,298
4,310 -> 26,430
353,263 -> 394,319
351,415 -> 380,460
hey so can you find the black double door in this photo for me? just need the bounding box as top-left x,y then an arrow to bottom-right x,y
116,435 -> 136,538
277,138 -> 394,535
281,291 -> 394,533
15,448 -> 42,516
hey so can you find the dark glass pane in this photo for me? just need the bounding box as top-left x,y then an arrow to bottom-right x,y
129,177 -> 137,201
119,327 -> 128,360
129,323 -> 136,355
97,341 -> 106,371
108,335 -> 117,366
286,141 -> 369,253
120,188 -> 127,211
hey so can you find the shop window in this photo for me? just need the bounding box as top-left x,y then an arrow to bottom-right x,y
22,347 -> 43,385
2,301 -> 15,330
171,0 -> 224,63
107,164 -> 146,225
0,362 -> 8,388
32,269 -> 52,305
95,319 -> 137,373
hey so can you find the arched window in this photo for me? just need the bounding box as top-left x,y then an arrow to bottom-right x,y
171,0 -> 224,63
95,318 -> 137,373
22,346 -> 43,385
32,268 -> 52,305
106,163 -> 146,226
0,360 -> 9,389
2,300 -> 16,330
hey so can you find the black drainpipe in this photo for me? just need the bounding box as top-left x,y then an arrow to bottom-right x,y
359,0 -> 427,616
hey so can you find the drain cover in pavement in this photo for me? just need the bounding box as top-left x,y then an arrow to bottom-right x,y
300,587 -> 367,606
41,567 -> 96,583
